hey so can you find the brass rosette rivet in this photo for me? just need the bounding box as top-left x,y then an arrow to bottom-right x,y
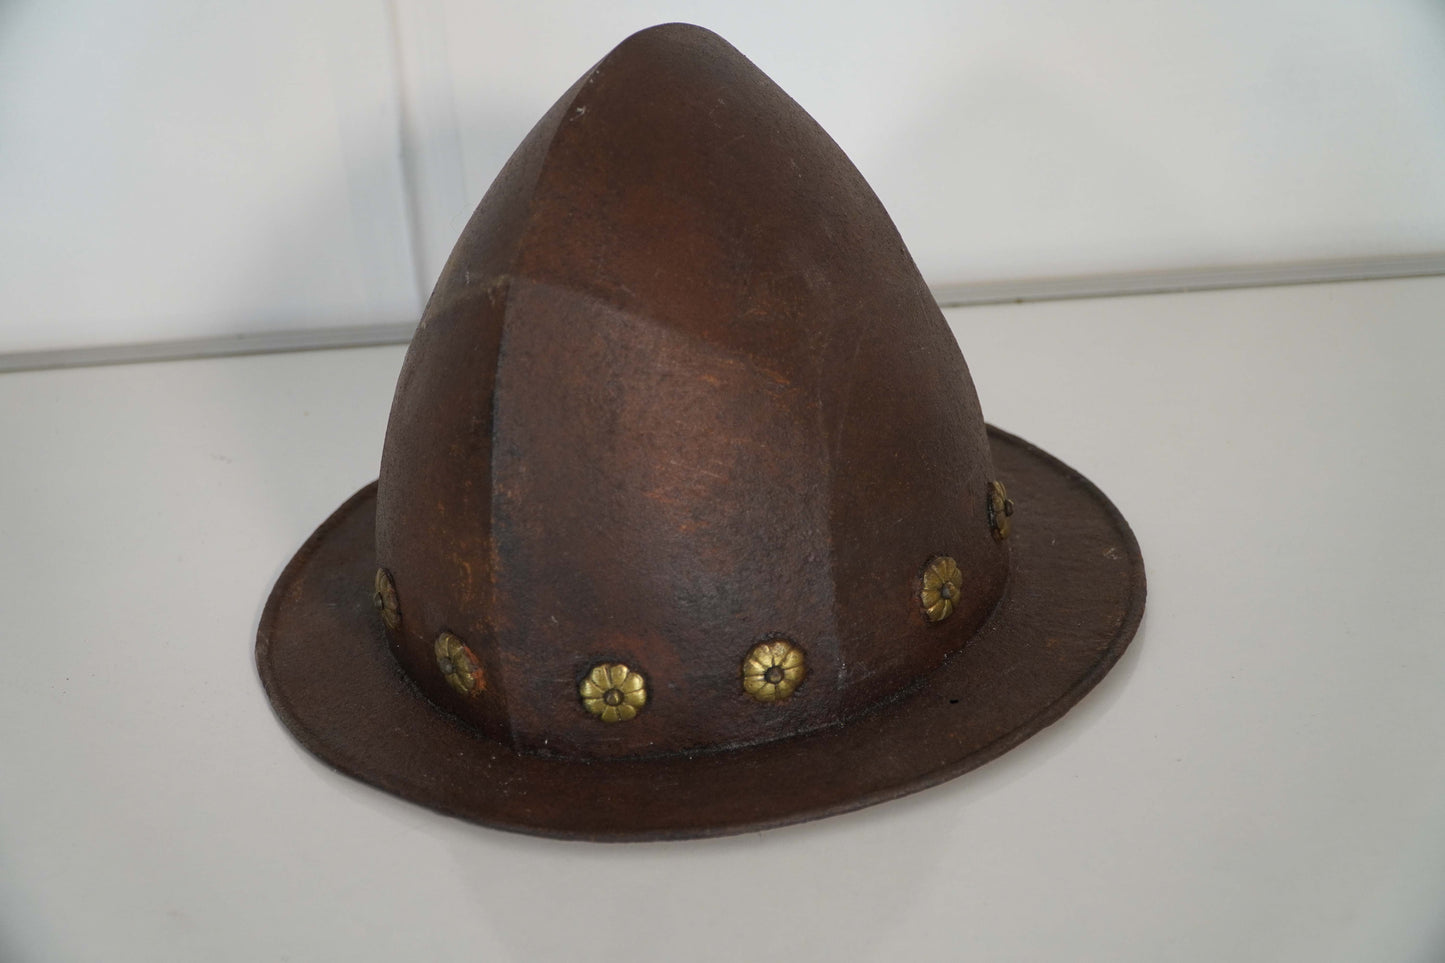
987,480 -> 1016,541
373,568 -> 401,630
742,639 -> 806,702
435,632 -> 486,697
921,555 -> 963,622
580,663 -> 647,722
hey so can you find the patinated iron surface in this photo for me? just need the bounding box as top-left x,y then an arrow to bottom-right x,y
258,429 -> 1144,840
257,23 -> 1146,839
374,22 -> 1006,762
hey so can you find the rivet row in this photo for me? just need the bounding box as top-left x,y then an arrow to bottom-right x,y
370,481 -> 1012,722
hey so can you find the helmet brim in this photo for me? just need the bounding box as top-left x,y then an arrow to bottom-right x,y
256,426 -> 1145,841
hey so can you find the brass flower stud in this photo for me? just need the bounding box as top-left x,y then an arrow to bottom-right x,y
373,568 -> 401,630
987,480 -> 1016,541
580,663 -> 647,722
921,555 -> 963,622
435,632 -> 486,697
742,639 -> 806,702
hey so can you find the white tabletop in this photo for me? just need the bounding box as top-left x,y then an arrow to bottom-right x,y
3,276 -> 1442,962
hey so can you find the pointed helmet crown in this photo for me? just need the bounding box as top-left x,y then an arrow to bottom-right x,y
374,24 -> 1009,759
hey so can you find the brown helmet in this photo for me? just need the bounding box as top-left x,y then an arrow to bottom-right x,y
258,23 -> 1144,841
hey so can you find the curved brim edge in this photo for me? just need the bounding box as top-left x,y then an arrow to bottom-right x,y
256,426 -> 1146,841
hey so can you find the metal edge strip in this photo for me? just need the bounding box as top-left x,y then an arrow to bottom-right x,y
3,253 -> 1443,374
0,322 -> 421,375
929,252 -> 1445,307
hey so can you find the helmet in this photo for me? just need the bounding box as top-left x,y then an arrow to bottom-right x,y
258,22 -> 1145,840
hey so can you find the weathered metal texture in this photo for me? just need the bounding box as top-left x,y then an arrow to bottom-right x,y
256,23 -> 1146,840
257,428 -> 1144,840
374,23 -> 1005,760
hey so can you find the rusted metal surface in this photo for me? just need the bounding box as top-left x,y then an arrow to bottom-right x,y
374,22 -> 1007,762
258,429 -> 1144,840
257,23 -> 1145,839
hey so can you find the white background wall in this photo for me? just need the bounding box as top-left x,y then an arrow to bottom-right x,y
3,0 -> 1444,354
0,0 -> 418,352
